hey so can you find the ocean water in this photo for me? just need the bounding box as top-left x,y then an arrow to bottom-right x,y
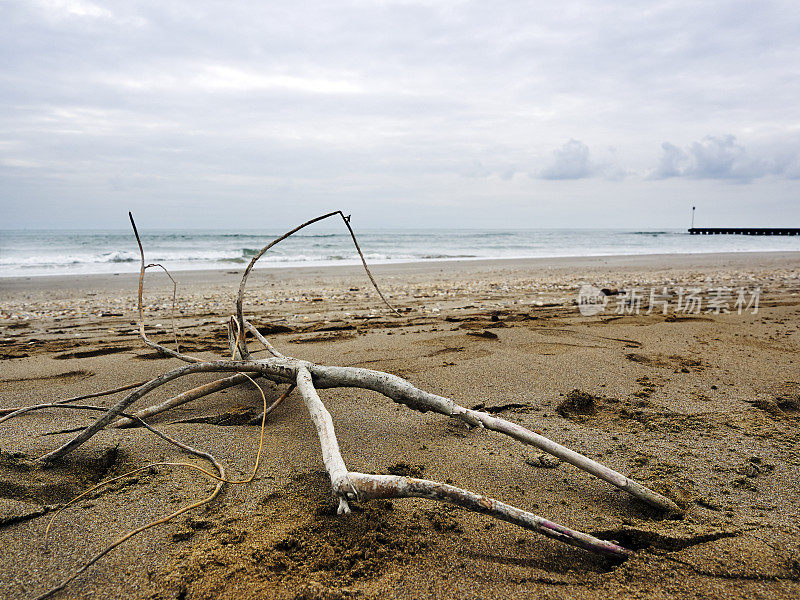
1,228 -> 798,277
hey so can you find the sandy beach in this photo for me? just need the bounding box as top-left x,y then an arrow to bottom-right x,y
2,251 -> 800,600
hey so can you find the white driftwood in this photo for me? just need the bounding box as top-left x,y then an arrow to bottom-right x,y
34,354 -> 678,513
296,366 -> 356,514
348,473 -> 630,558
245,319 -> 285,358
293,367 -> 630,558
109,373 -> 250,428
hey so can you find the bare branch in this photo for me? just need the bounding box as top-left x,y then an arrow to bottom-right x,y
294,369 -> 629,556
296,366 -> 355,514
245,319 -> 285,358
144,262 -> 181,353
36,359 -> 279,463
109,373 -> 251,428
348,473 -> 630,558
306,364 -> 680,513
17,211 -> 696,598
128,211 -> 202,363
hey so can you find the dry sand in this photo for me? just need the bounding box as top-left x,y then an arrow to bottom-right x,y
1,251 -> 800,600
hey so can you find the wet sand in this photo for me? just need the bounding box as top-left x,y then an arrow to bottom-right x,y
1,251 -> 800,599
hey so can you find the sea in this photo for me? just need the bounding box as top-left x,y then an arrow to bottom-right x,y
1,228 -> 798,278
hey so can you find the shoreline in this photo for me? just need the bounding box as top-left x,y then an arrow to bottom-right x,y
2,249 -> 799,292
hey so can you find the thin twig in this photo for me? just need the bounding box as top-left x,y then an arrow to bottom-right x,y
338,212 -> 400,316
144,262 -> 181,353
246,383 -> 296,425
234,210 -> 400,354
0,380 -> 149,418
129,211 -> 201,364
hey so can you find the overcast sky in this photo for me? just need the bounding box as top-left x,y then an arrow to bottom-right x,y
1,0 -> 799,229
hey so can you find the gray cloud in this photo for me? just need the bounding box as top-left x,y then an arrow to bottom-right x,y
539,140 -> 627,180
540,139 -> 593,180
650,135 -> 794,181
651,142 -> 688,179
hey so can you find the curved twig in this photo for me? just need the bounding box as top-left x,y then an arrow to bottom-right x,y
129,212 -> 202,364
144,262 -> 181,353
33,374 -> 270,600
33,416 -> 226,600
234,210 -> 399,355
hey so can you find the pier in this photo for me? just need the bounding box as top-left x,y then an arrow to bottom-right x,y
688,227 -> 800,236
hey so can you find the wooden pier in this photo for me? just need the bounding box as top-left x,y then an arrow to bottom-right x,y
689,227 -> 800,236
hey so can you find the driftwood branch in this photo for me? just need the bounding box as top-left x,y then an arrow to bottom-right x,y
296,366 -> 356,515
109,373 -> 251,428
347,473 -> 630,558
33,353 -> 678,514
5,211 -> 687,598
245,319 -> 285,358
294,368 -> 629,557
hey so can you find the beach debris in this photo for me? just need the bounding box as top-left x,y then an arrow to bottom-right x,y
524,453 -> 561,468
0,499 -> 54,529
4,211 -> 682,599
556,389 -> 598,417
466,329 -> 498,339
386,462 -> 426,477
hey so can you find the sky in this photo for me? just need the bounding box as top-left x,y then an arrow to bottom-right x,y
1,0 -> 799,229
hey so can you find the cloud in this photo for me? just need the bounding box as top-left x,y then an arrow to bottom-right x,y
34,0 -> 113,20
540,139 -> 594,180
538,139 -> 625,180
649,135 -> 786,181
689,135 -> 771,180
651,142 -> 688,179
1,1 -> 799,227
